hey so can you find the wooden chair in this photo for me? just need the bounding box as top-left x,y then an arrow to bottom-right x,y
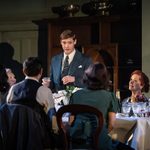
56,104 -> 104,150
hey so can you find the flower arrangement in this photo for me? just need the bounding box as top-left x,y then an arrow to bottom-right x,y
65,85 -> 75,98
53,86 -> 82,107
65,85 -> 81,98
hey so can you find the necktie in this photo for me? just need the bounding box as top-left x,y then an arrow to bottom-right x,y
61,55 -> 69,78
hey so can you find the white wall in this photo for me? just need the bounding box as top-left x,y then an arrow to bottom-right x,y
1,30 -> 38,62
0,22 -> 38,63
142,0 -> 150,97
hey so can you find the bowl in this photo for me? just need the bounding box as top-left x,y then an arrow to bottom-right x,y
82,1 -> 112,16
52,4 -> 80,17
63,4 -> 80,17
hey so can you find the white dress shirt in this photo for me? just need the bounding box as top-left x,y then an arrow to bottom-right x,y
7,76 -> 54,113
62,49 -> 76,70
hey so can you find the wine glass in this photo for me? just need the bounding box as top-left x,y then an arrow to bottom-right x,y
139,102 -> 148,117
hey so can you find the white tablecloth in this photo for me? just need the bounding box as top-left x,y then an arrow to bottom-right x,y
53,88 -> 81,111
131,117 -> 150,150
53,90 -> 69,111
110,114 -> 137,143
110,114 -> 150,150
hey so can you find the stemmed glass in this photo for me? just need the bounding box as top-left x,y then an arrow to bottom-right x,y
139,102 -> 149,117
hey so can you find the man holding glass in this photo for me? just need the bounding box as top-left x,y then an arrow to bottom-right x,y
44,29 -> 92,92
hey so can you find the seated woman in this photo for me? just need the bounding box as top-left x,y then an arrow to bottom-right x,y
123,70 -> 149,103
70,62 -> 133,150
5,68 -> 16,87
0,65 -> 10,106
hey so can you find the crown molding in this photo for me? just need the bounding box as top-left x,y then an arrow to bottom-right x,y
0,12 -> 55,31
0,21 -> 38,32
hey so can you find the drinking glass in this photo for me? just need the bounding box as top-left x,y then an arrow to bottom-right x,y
132,103 -> 141,117
139,102 -> 149,117
42,77 -> 50,87
122,103 -> 131,117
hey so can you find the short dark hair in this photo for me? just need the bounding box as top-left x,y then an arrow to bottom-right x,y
60,29 -> 76,40
23,57 -> 42,77
83,62 -> 109,90
131,70 -> 150,93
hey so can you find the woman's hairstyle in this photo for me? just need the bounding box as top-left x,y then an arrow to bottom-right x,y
5,68 -> 12,74
131,70 -> 150,93
23,57 -> 42,77
60,29 -> 76,41
83,62 -> 109,90
0,65 -> 10,93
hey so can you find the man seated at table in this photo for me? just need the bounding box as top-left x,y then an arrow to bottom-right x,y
6,57 -> 54,149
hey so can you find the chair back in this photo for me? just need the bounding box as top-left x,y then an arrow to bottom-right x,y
56,104 -> 104,150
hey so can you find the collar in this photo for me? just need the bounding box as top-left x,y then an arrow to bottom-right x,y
63,49 -> 76,64
25,76 -> 39,82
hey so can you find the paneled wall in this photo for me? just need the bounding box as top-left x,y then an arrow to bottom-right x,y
0,23 -> 38,63
0,0 -> 86,63
2,31 -> 38,62
0,0 -> 149,96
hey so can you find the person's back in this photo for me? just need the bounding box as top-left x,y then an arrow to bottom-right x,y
70,63 -> 118,150
70,89 -> 117,150
70,63 -> 134,150
70,89 -> 117,124
8,79 -> 43,110
6,57 -> 55,149
7,57 -> 54,113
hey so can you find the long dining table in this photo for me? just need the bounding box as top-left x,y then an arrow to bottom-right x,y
52,91 -> 150,150
110,114 -> 150,150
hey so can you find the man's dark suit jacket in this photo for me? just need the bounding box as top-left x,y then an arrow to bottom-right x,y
50,50 -> 92,91
0,103 -> 51,150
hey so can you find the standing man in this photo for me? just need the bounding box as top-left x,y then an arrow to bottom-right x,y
49,29 -> 93,92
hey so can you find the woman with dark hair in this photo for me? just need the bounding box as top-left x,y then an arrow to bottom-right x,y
123,70 -> 150,103
71,62 -> 118,131
5,68 -> 16,87
0,65 -> 10,106
69,63 -> 134,150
